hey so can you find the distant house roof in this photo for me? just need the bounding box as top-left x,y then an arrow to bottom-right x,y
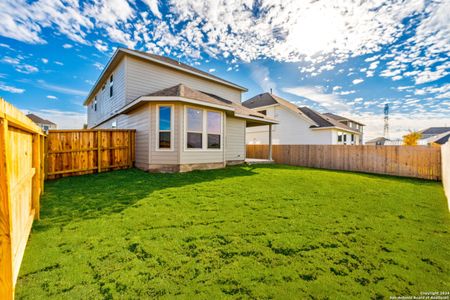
84,48 -> 247,105
120,84 -> 277,125
242,93 -> 360,133
433,133 -> 450,145
420,127 -> 450,135
26,113 -> 56,125
366,137 -> 389,144
323,112 -> 365,126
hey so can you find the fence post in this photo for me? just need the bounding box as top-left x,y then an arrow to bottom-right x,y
40,135 -> 45,191
128,131 -> 132,168
31,134 -> 40,220
97,130 -> 101,173
0,118 -> 14,298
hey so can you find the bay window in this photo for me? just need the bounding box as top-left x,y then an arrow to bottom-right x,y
207,111 -> 221,149
158,105 -> 172,149
186,108 -> 203,149
186,107 -> 222,150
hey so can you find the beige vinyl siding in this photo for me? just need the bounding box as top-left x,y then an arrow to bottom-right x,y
225,116 -> 246,161
94,105 -> 151,168
125,56 -> 242,104
149,103 -> 180,165
88,59 -> 126,128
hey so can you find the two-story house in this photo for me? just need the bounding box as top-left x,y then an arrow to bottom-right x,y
84,48 -> 277,172
242,93 -> 364,145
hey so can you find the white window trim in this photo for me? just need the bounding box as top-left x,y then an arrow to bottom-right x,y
155,104 -> 175,151
184,105 -> 223,152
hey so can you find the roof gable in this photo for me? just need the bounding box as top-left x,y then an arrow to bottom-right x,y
84,48 -> 247,106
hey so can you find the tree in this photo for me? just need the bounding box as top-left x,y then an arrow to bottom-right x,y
403,131 -> 422,146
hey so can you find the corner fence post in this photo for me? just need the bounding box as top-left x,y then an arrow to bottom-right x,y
0,118 -> 14,298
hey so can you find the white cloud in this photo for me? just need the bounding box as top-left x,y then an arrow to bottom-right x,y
1,56 -> 20,65
55,61 -> 64,66
249,64 -> 276,94
41,58 -> 48,64
93,62 -> 104,70
0,83 -> 25,93
282,86 -> 348,111
208,68 -> 215,73
62,43 -> 73,49
36,80 -> 87,96
142,0 -> 162,19
16,64 -> 38,74
46,95 -> 57,99
0,0 -> 447,85
352,79 -> 364,85
94,39 -> 108,52
338,90 -> 356,95
2,55 -> 39,74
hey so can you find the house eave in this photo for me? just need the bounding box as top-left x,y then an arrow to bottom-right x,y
310,126 -> 361,134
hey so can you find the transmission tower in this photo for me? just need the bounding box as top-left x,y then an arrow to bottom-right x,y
384,103 -> 389,139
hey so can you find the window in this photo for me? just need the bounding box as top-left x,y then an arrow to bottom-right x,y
207,111 -> 221,149
158,106 -> 172,149
185,107 -> 222,150
109,74 -> 114,97
343,134 -> 347,144
351,134 -> 355,142
258,110 -> 267,116
112,121 -> 117,129
94,97 -> 97,111
186,108 -> 203,149
337,132 -> 343,143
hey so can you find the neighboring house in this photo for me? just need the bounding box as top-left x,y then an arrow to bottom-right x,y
242,93 -> 364,145
416,127 -> 450,146
366,137 -> 390,145
26,113 -> 57,132
84,48 -> 276,172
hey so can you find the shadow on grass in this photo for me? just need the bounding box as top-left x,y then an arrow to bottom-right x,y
34,166 -> 258,231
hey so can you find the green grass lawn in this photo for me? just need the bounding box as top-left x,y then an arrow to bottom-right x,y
16,165 -> 450,299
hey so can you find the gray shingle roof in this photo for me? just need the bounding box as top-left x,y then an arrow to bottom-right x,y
26,113 -> 56,125
420,127 -> 450,135
144,84 -> 271,121
434,133 -> 450,145
323,112 -> 365,126
243,93 -> 359,132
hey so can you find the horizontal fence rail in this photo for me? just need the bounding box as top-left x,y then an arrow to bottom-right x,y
247,144 -> 442,180
1,98 -> 45,297
46,129 -> 135,179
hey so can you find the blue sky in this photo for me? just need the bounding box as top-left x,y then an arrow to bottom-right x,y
0,0 -> 449,140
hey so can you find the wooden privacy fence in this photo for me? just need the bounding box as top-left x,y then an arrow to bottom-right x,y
1,98 -> 45,298
247,144 -> 442,180
46,129 -> 135,179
